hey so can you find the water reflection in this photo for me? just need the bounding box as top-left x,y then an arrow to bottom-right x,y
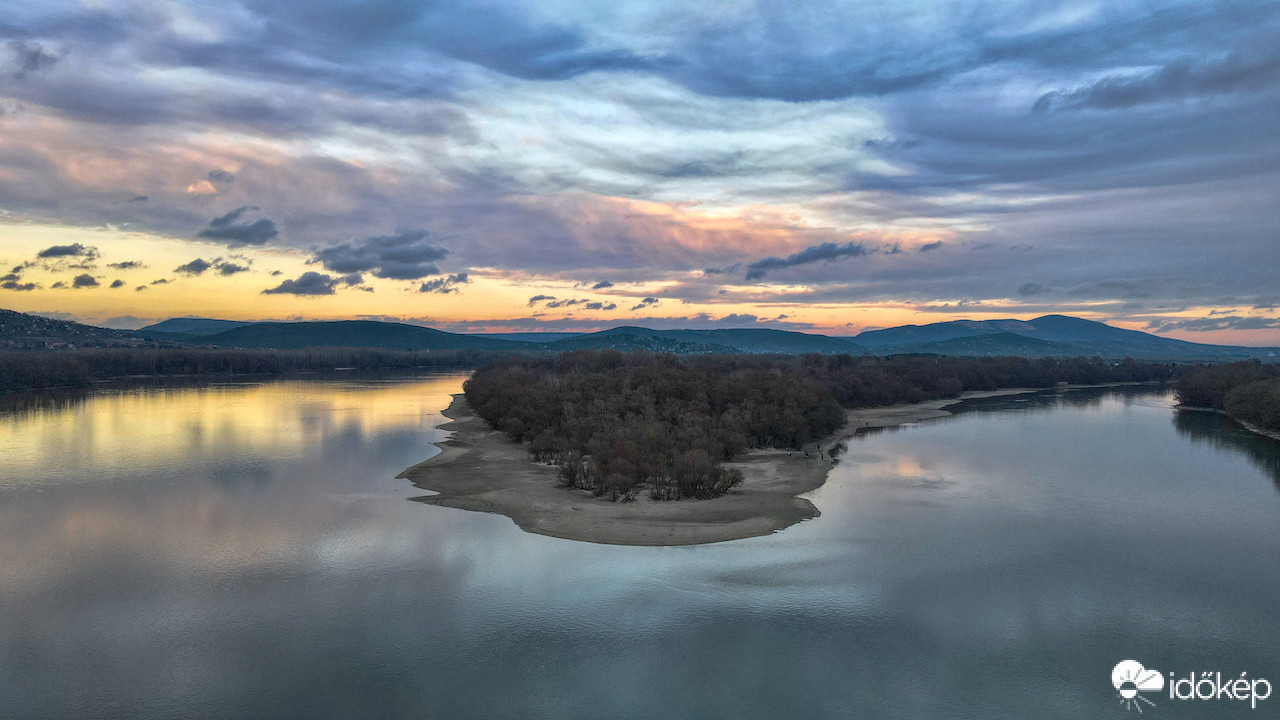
1174,408 -> 1280,489
0,381 -> 1277,720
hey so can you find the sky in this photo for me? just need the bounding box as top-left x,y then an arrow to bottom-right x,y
0,0 -> 1277,344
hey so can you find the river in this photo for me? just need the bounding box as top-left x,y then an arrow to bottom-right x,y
1,374 -> 1277,719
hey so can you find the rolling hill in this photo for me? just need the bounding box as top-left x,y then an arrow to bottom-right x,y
5,307 -> 1277,361
551,326 -> 865,354
0,308 -> 171,350
855,314 -> 1277,360
139,317 -> 256,336
194,320 -> 533,352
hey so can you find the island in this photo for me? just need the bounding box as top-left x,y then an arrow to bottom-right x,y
400,351 -> 1174,545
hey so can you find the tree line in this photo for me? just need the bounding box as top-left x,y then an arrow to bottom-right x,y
465,351 -> 1176,502
0,347 -> 509,392
1176,361 -> 1280,432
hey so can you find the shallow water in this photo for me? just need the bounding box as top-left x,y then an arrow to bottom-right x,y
1,377 -> 1277,719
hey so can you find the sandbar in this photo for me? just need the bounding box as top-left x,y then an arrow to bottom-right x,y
399,385 -> 1127,546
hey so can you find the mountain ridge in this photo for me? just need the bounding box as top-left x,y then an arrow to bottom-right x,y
6,309 -> 1278,360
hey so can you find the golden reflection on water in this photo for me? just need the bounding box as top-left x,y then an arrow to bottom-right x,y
0,372 -> 471,590
0,374 -> 468,486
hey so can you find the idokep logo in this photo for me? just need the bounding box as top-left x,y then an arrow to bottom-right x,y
1112,659 -> 1273,713
1113,660 -> 1164,712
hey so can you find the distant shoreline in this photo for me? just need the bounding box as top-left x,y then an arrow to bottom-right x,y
399,383 -> 1156,546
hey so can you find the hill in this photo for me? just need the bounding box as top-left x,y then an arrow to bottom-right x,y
0,308 -> 168,350
546,331 -> 736,354
9,307 -> 1277,361
879,332 -> 1085,358
857,314 -> 1277,360
139,317 -> 256,336
196,320 -> 532,351
555,326 -> 865,354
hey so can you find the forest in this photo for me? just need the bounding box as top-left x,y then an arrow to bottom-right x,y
1175,361 -> 1280,432
0,347 -> 508,393
465,351 -> 1177,501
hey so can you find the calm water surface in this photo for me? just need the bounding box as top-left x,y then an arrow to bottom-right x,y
1,376 -> 1278,719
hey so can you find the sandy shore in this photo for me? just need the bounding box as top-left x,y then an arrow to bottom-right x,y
399,385 -> 1123,546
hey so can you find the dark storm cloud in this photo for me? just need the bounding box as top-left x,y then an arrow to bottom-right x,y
312,229 -> 449,280
197,207 -> 279,246
745,242 -> 870,280
418,272 -> 470,294
262,271 -> 341,296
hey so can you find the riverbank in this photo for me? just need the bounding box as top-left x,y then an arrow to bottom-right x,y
1178,405 -> 1280,442
402,385 -> 1131,546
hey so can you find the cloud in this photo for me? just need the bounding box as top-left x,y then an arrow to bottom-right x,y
630,296 -> 660,311
546,298 -> 586,308
109,279 -> 124,288
36,243 -> 98,260
196,207 -> 279,246
107,260 -> 145,270
262,271 -> 342,296
175,257 -> 251,276
1146,315 -> 1280,333
584,301 -> 616,310
174,258 -> 213,275
312,228 -> 449,280
207,169 -> 235,183
128,195 -> 148,203
1035,35 -> 1280,112
591,280 -> 613,289
1,274 -> 38,291
8,40 -> 60,79
919,240 -> 944,252
745,242 -> 870,280
527,294 -> 556,306
71,273 -> 99,288
101,315 -> 155,330
150,278 -> 170,285
418,272 -> 470,294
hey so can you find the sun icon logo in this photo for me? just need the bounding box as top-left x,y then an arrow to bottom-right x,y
1112,660 -> 1164,713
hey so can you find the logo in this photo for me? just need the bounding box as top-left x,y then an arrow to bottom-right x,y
1111,659 -> 1272,713
1113,660 -> 1164,712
